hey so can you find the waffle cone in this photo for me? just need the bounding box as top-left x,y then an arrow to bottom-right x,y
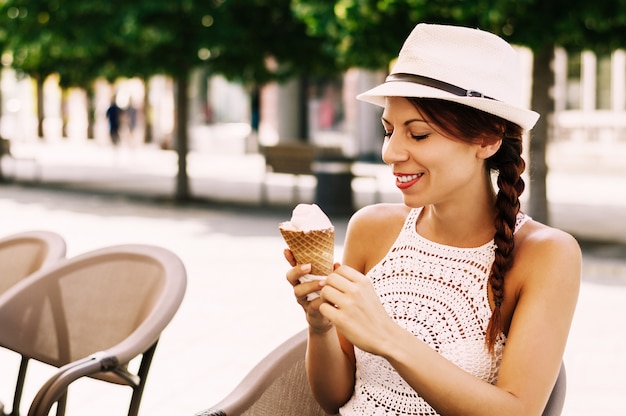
279,226 -> 334,276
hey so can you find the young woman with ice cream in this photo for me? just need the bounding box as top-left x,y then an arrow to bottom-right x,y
284,23 -> 580,416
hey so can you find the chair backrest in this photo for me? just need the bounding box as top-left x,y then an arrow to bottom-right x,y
542,362 -> 567,416
196,329 -> 567,416
195,328 -> 333,416
0,230 -> 67,295
0,244 -> 187,416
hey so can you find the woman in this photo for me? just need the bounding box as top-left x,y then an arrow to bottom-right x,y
285,23 -> 580,415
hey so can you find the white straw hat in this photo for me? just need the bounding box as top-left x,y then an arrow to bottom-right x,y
357,23 -> 540,130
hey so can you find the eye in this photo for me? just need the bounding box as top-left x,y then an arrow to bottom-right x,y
411,133 -> 430,141
383,131 -> 393,139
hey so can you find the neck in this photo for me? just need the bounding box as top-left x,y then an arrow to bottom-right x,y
417,189 -> 497,248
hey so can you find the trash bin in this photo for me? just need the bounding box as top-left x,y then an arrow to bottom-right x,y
312,153 -> 354,216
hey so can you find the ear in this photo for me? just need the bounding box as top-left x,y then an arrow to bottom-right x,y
476,138 -> 502,160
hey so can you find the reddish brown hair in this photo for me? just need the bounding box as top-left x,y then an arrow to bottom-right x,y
408,98 -> 525,353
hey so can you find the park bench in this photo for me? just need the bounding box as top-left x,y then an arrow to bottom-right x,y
261,143 -> 346,205
261,142 -> 384,209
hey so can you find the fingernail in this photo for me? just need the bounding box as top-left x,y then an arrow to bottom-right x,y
301,264 -> 311,273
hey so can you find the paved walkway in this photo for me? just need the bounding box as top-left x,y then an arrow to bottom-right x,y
0,136 -> 624,415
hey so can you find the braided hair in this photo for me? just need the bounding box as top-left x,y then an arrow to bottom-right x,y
407,98 -> 525,353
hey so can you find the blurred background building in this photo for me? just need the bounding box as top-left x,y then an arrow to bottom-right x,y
1,46 -> 624,161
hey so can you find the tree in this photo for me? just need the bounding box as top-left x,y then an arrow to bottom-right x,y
123,0 -> 337,200
292,0 -> 626,223
480,0 -> 626,223
0,0 -> 336,201
208,0 -> 337,84
206,0 -> 338,141
0,1 -> 121,138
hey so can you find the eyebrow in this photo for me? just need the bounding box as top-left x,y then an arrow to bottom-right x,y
381,117 -> 428,126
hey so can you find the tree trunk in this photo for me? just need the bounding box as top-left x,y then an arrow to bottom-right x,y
36,75 -> 45,139
61,89 -> 68,138
528,44 -> 555,224
199,68 -> 211,124
87,86 -> 95,140
174,75 -> 190,201
0,70 -> 4,181
0,69 -> 3,125
143,77 -> 153,143
298,76 -> 309,140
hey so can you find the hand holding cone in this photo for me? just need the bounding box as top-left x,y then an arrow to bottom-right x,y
279,226 -> 334,276
280,204 -> 335,300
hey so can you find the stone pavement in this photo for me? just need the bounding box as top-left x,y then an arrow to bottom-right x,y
0,137 -> 624,415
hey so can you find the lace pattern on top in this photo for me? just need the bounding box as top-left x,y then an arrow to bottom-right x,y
340,209 -> 530,416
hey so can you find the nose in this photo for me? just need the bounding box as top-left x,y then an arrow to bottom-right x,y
381,133 -> 408,165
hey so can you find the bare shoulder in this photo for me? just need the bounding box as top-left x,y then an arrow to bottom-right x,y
514,218 -> 582,288
343,203 -> 411,272
517,219 -> 581,259
347,203 -> 411,237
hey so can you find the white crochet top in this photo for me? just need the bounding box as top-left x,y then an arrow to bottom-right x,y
340,208 -> 530,416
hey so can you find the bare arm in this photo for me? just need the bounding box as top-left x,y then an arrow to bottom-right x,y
287,204 -> 408,413
284,252 -> 355,413
305,325 -> 355,413
319,222 -> 581,415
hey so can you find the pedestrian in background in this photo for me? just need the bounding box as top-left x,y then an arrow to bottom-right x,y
106,98 -> 122,146
126,101 -> 137,138
285,23 -> 581,415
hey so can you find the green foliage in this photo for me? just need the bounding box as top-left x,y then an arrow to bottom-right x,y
292,0 -> 626,69
116,0 -> 221,79
2,0 -> 626,87
470,0 -> 625,53
291,0 -> 505,69
204,0 -> 337,86
0,0 -> 338,88
0,1 -> 125,86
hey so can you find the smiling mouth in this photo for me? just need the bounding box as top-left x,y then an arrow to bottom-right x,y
396,173 -> 423,183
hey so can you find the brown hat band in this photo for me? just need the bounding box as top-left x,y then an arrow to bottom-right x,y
386,73 -> 496,101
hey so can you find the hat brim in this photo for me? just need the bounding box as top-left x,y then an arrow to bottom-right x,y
357,81 -> 539,131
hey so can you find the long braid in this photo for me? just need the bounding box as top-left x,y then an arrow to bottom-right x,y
485,133 -> 525,352
409,98 -> 526,353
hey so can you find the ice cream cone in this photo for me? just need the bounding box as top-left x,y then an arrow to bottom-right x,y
279,226 -> 334,276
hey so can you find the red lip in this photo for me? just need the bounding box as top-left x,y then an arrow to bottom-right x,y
394,173 -> 422,189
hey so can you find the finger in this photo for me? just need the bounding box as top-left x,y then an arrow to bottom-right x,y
318,299 -> 340,323
294,280 -> 324,303
286,263 -> 311,286
283,249 -> 297,266
324,269 -> 356,294
328,266 -> 368,291
319,283 -> 342,307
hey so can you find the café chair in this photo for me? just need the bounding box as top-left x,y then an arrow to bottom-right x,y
0,244 -> 187,416
194,329 -> 334,416
0,230 -> 66,296
194,328 -> 567,416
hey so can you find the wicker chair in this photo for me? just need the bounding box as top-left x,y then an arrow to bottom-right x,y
0,244 -> 187,416
195,328 -> 567,416
195,329 -> 333,416
543,363 -> 567,416
0,230 -> 66,296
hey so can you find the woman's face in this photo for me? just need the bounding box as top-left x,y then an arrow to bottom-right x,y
381,97 -> 490,208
